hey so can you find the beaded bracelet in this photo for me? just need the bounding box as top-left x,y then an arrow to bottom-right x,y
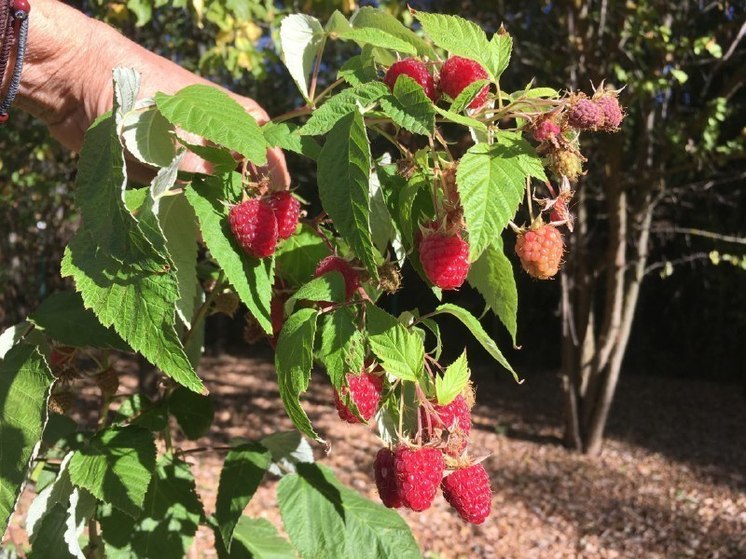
0,0 -> 30,124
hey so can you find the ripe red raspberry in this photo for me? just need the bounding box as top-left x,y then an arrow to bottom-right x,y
394,446 -> 444,511
439,56 -> 489,109
594,95 -> 624,131
515,223 -> 564,280
266,191 -> 300,239
314,256 -> 360,300
374,448 -> 401,508
229,199 -> 278,258
333,372 -> 383,423
419,230 -> 470,290
422,394 -> 472,435
49,346 -> 75,372
532,119 -> 561,142
441,463 -> 492,524
567,98 -> 604,130
384,58 -> 438,102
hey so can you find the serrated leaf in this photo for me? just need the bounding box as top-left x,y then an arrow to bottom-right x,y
61,232 -> 205,394
436,351 -> 470,406
168,387 -> 214,440
215,443 -> 271,550
350,7 -> 436,58
275,224 -> 332,288
121,106 -> 176,168
496,131 -> 548,180
155,85 -> 268,165
457,142 -> 535,261
316,308 -> 365,388
379,75 -> 435,136
99,455 -> 203,559
284,273 -> 346,316
369,163 -> 397,253
216,516 -> 296,559
262,121 -> 321,160
111,393 -> 168,432
68,426 -> 156,518
489,32 -> 513,80
275,309 -> 321,442
419,317 -> 443,361
278,463 -> 421,559
29,292 -> 129,351
366,305 -> 424,382
0,345 -> 54,535
113,67 -> 141,127
279,14 -> 326,102
468,236 -> 518,345
176,137 -> 238,174
433,104 -> 488,131
432,303 -> 520,382
260,431 -> 315,477
317,112 -> 379,279
450,79 -> 490,113
300,81 -> 388,136
332,26 -> 417,55
186,174 -> 273,334
338,48 -> 378,86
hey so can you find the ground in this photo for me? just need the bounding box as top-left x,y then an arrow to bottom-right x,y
5,351 -> 746,558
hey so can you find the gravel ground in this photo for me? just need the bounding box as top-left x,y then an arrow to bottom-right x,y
5,352 -> 746,558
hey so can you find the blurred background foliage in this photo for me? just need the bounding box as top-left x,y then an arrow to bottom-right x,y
1,0 -> 744,382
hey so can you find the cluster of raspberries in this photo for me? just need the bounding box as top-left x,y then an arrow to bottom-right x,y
384,56 -> 490,109
229,190 -> 301,258
332,373 -> 492,524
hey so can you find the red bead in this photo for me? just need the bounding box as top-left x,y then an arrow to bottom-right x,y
12,0 -> 30,13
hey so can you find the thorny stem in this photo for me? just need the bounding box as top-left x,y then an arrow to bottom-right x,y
309,214 -> 336,252
434,129 -> 455,162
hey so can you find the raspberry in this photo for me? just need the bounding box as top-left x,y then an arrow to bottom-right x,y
314,256 -> 360,300
439,56 -> 489,109
377,261 -> 402,294
49,346 -> 75,372
421,395 -> 472,453
384,58 -> 438,102
419,230 -> 470,290
229,199 -> 278,258
546,148 -> 584,182
567,98 -> 604,130
441,463 -> 492,524
594,94 -> 624,131
95,368 -> 119,396
374,448 -> 401,508
532,119 -> 561,142
333,372 -> 383,423
266,191 -> 300,239
48,391 -> 75,415
549,197 -> 574,229
394,446 -> 444,511
515,223 -> 564,279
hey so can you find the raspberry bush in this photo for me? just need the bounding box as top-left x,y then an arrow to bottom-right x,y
0,7 -> 622,557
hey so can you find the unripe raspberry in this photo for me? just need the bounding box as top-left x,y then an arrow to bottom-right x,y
394,446 -> 444,512
595,95 -> 624,131
333,372 -> 383,423
439,56 -> 490,109
421,395 -> 473,455
229,198 -> 278,258
546,149 -> 584,182
441,463 -> 492,524
515,223 -> 564,280
384,58 -> 438,102
377,261 -> 402,294
96,368 -> 120,397
567,98 -> 604,130
374,448 -> 401,508
48,391 -> 75,415
532,119 -> 562,142
266,191 -> 301,239
419,230 -> 470,290
314,256 -> 360,301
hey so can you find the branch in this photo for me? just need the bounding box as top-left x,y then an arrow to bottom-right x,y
650,226 -> 746,246
643,252 -> 713,276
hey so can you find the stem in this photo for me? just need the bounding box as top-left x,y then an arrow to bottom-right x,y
177,445 -> 234,456
183,271 -> 226,348
307,36 -> 327,103
272,105 -> 313,124
313,77 -> 344,105
369,124 -> 409,157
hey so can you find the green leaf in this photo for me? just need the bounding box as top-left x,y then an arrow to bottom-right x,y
379,75 -> 435,136
450,79 -> 490,113
215,443 -> 271,550
262,122 -> 321,161
0,321 -> 34,359
468,236 -> 518,345
176,137 -> 238,174
332,26 -> 417,55
316,308 -> 365,388
457,141 -> 539,261
155,85 -> 268,165
300,81 -> 388,136
337,48 -> 378,86
275,224 -> 332,287
350,7 -> 436,58
436,351 -> 470,406
284,273 -> 346,316
369,162 -> 398,253
260,431 -> 314,476
29,292 -> 129,351
121,105 -> 176,168
186,174 -> 273,334
168,387 -> 214,440
366,305 -> 424,382
414,12 -> 497,81
111,394 -> 169,432
317,112 -> 378,279
113,67 -> 141,125
275,309 -> 321,442
432,303 -> 520,382
278,463 -> 421,559
68,426 -> 156,517
0,345 -> 54,535
279,14 -> 326,102
433,104 -> 488,131
488,31 -> 513,80
217,516 -> 296,559
99,455 -> 203,559
61,232 -> 205,394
